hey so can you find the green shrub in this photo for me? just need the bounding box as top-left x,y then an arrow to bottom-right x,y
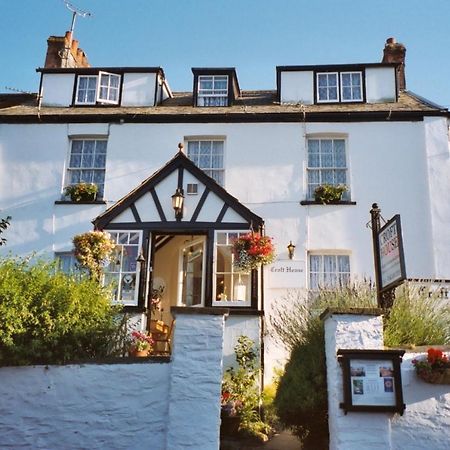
0,256 -> 123,366
384,282 -> 450,347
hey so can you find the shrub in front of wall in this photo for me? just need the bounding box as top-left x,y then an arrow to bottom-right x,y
384,282 -> 450,347
0,257 -> 123,366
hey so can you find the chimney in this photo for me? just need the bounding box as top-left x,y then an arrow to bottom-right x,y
382,37 -> 406,91
44,31 -> 90,68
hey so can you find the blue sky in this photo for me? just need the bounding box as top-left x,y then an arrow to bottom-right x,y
1,0 -> 450,106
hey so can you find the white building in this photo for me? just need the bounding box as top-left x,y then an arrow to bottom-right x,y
1,34 -> 449,378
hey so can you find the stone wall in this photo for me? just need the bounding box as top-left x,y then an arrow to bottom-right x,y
0,307 -> 228,450
323,308 -> 450,450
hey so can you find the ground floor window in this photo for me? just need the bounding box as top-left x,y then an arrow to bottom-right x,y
55,251 -> 77,274
309,253 -> 350,290
214,231 -> 251,306
104,231 -> 142,306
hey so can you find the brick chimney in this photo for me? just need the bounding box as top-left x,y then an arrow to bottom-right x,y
44,31 -> 90,68
382,37 -> 406,91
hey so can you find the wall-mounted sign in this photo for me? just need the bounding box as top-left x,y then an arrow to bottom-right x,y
337,349 -> 405,415
268,260 -> 305,288
377,215 -> 406,291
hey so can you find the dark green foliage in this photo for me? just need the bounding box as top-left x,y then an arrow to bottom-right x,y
0,257 -> 124,366
0,216 -> 11,246
274,316 -> 328,448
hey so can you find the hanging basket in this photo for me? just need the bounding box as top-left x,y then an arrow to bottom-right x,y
232,233 -> 276,273
417,368 -> 450,384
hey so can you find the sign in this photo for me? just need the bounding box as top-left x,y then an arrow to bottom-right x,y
338,349 -> 405,415
377,215 -> 406,291
268,260 -> 305,289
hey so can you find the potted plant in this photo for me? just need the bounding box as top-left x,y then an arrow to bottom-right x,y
412,348 -> 450,384
314,184 -> 347,204
129,330 -> 154,357
232,233 -> 276,273
64,182 -> 98,202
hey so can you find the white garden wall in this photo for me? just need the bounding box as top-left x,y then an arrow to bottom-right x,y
0,308 -> 228,450
323,309 -> 450,450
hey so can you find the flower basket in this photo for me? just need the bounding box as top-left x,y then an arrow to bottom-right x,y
65,182 -> 98,202
412,348 -> 450,384
314,184 -> 347,204
232,233 -> 276,273
129,330 -> 154,357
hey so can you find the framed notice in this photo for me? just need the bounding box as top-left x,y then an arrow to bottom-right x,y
337,349 -> 405,414
377,214 -> 406,291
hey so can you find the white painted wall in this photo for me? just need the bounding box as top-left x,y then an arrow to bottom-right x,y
323,310 -> 450,450
122,72 -> 157,107
0,309 -> 227,450
366,67 -> 397,103
1,116 -> 449,380
280,71 -> 314,104
41,73 -> 75,106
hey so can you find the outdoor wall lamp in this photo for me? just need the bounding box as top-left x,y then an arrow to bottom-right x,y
287,241 -> 296,260
171,188 -> 184,219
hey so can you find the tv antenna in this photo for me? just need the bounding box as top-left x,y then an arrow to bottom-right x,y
63,1 -> 91,37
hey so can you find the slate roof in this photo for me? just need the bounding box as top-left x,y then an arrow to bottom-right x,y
0,90 -> 447,122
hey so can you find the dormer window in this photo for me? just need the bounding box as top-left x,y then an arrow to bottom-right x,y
197,75 -> 228,107
316,71 -> 362,103
75,71 -> 121,105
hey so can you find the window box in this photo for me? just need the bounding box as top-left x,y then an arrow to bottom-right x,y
64,182 -> 98,202
313,184 -> 347,204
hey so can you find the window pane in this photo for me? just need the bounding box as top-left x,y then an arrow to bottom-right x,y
84,141 -> 95,154
96,141 -> 107,153
217,232 -> 227,245
118,233 -> 128,244
342,87 -> 352,100
69,154 -> 82,167
352,73 -> 361,85
94,154 -> 106,168
122,245 -> 138,272
129,233 -> 140,244
318,75 -> 327,87
217,246 -> 231,273
82,153 -> 93,167
321,140 -> 332,153
329,87 -> 338,100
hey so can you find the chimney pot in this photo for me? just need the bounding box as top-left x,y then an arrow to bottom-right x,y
386,37 -> 396,44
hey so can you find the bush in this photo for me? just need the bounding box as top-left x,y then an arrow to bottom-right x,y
384,282 -> 450,347
0,257 -> 124,366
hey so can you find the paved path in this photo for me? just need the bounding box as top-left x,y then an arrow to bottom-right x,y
262,430 -> 301,450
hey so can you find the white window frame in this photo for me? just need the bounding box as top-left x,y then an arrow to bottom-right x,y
197,75 -> 229,107
96,71 -> 121,105
308,252 -> 351,290
306,136 -> 349,200
212,230 -> 252,307
316,72 -> 339,103
75,72 -> 121,105
177,236 -> 207,307
340,72 -> 363,102
55,251 -> 78,274
104,230 -> 143,306
65,138 -> 108,199
75,75 -> 98,105
185,138 -> 225,186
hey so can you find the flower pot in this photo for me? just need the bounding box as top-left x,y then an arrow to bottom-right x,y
134,349 -> 150,357
70,192 -> 97,202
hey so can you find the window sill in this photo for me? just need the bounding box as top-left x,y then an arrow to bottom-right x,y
300,200 -> 357,206
55,200 -> 107,205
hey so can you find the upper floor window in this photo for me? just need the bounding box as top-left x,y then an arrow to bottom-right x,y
197,75 -> 228,107
340,72 -> 362,102
309,253 -> 350,290
307,138 -> 348,200
187,139 -> 225,186
55,251 -> 77,274
75,71 -> 121,105
316,71 -> 362,103
66,139 -> 107,198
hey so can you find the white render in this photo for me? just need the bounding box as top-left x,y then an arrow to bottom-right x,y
280,70 -> 314,104
365,67 -> 397,103
121,72 -> 157,107
323,310 -> 450,450
0,309 -> 227,450
41,73 -> 76,106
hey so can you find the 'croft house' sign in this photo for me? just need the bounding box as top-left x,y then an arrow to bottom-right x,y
268,260 -> 305,288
